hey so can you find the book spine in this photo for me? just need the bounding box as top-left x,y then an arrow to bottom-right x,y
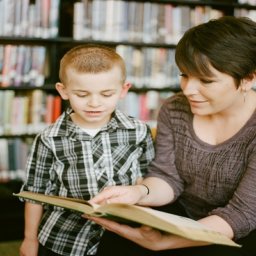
73,1 -> 85,40
49,0 -> 60,38
52,95 -> 62,122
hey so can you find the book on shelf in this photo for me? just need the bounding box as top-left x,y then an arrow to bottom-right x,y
49,0 -> 60,37
41,0 -> 51,38
44,94 -> 54,125
14,46 -> 26,87
3,90 -> 15,134
14,191 -> 240,248
20,0 -> 29,36
0,138 -> 9,172
0,0 -> 60,38
0,46 -> 3,85
1,45 -> 12,87
2,0 -> 15,36
73,1 -> 85,40
52,95 -> 62,122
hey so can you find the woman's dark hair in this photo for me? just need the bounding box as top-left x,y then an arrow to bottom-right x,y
175,16 -> 256,87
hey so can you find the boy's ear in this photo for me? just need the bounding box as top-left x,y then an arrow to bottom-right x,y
120,82 -> 132,99
56,82 -> 69,100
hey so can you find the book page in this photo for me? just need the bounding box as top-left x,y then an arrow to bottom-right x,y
140,207 -> 208,229
96,203 -> 240,247
14,191 -> 96,215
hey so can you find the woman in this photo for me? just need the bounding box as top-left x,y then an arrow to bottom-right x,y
87,16 -> 256,256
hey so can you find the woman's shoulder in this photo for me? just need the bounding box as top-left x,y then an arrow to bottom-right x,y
156,92 -> 192,129
161,92 -> 191,115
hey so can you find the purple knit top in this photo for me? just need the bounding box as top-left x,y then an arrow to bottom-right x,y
147,92 -> 256,240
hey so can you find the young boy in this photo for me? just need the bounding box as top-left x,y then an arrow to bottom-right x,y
19,45 -> 155,256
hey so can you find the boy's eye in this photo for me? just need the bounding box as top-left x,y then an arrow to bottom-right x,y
102,91 -> 116,97
102,93 -> 113,97
76,94 -> 87,97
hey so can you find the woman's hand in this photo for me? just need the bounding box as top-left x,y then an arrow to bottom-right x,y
85,216 -> 177,251
89,184 -> 148,205
90,177 -> 174,207
83,216 -> 211,251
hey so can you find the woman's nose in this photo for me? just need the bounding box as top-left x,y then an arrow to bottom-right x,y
182,78 -> 200,95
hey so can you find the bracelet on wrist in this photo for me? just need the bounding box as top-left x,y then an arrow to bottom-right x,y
141,184 -> 150,195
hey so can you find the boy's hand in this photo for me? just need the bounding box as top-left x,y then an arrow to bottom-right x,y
20,237 -> 39,256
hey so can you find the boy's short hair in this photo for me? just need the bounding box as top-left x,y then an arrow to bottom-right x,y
59,44 -> 126,84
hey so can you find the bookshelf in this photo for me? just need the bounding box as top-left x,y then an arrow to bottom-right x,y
0,0 -> 255,241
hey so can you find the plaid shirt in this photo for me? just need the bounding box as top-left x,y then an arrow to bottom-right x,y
21,108 -> 155,255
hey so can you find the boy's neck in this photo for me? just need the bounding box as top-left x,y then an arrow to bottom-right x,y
70,112 -> 112,129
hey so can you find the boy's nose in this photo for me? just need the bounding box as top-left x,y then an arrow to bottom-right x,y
88,96 -> 101,107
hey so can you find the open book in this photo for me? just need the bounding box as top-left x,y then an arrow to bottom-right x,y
14,191 -> 239,247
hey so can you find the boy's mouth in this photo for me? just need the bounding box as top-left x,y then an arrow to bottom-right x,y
85,111 -> 103,116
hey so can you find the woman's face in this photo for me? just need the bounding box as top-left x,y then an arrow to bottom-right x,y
180,65 -> 243,116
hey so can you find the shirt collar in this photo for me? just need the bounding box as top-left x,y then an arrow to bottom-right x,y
48,108 -> 136,139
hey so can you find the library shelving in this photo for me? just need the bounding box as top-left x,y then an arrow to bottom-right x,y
0,0 -> 255,241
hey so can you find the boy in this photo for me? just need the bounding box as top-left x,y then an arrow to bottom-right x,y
19,45 -> 155,256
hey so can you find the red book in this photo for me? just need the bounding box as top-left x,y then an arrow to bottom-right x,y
52,96 -> 62,122
44,94 -> 54,124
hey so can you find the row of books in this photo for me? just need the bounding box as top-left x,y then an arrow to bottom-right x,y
118,91 -> 173,126
0,89 -> 172,137
0,0 -> 60,38
116,45 -> 181,89
0,90 -> 62,136
0,137 -> 33,181
238,0 -> 256,4
0,45 -> 48,88
0,44 -> 181,89
0,91 -> 173,180
0,90 -> 173,181
234,9 -> 256,21
73,0 -> 225,43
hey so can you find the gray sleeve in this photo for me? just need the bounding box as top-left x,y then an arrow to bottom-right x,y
210,147 -> 256,240
146,102 -> 184,200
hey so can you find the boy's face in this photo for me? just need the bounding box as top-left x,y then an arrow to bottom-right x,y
56,66 -> 131,129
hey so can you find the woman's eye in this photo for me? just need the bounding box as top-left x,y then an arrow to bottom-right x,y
201,79 -> 213,84
179,73 -> 187,78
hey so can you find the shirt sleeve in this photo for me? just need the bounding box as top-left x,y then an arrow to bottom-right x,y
146,101 -> 184,200
210,146 -> 256,240
21,133 -> 55,194
137,124 -> 155,176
